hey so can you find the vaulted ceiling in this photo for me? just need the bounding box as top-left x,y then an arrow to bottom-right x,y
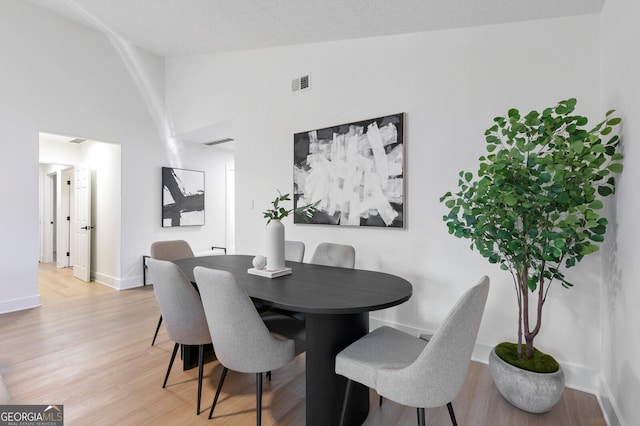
26,0 -> 605,58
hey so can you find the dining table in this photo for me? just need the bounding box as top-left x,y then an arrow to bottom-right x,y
173,254 -> 412,426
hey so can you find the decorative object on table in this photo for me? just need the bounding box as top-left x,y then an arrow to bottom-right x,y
293,113 -> 405,227
259,191 -> 318,275
440,98 -> 623,413
162,167 -> 205,227
248,242 -> 308,280
266,219 -> 285,271
252,255 -> 267,270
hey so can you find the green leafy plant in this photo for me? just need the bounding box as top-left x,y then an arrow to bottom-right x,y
440,98 -> 623,367
263,190 -> 319,225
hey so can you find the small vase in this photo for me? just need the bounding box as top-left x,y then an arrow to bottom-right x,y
266,219 -> 285,271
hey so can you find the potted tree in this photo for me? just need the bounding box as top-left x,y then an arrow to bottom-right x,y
440,98 -> 623,412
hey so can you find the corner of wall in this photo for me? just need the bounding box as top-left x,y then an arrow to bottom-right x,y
598,374 -> 625,426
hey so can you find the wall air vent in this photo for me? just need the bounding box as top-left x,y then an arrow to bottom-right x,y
291,74 -> 311,93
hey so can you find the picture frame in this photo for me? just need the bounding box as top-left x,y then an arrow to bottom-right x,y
293,113 -> 405,228
161,167 -> 205,227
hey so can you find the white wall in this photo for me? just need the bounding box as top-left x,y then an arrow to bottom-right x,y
167,15 -> 604,391
600,0 -> 640,424
0,0 -> 233,312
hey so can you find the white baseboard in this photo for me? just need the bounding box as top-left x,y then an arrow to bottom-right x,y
94,272 -> 143,290
369,317 -> 600,394
598,374 -> 624,426
0,295 -> 40,314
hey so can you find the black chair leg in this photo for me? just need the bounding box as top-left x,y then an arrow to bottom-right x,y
266,371 -> 271,381
447,402 -> 457,426
339,379 -> 353,426
379,395 -> 383,406
197,345 -> 204,415
209,367 -> 228,419
417,407 -> 426,426
162,342 -> 179,388
256,372 -> 263,426
151,315 -> 163,345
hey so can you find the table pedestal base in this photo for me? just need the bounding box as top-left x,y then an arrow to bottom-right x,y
305,313 -> 369,426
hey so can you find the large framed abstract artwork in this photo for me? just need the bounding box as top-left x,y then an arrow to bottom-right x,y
293,113 -> 405,228
162,167 -> 205,227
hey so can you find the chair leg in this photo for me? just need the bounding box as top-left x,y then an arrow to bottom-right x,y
266,371 -> 271,381
339,379 -> 353,426
151,315 -> 163,346
256,372 -> 263,426
417,407 -> 426,426
197,345 -> 204,415
447,402 -> 458,426
209,367 -> 228,419
379,395 -> 383,406
162,343 -> 179,388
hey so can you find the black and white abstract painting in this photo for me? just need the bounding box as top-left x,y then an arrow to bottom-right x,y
293,113 -> 404,227
162,167 -> 205,227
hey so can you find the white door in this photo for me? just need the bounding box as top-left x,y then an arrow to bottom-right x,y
73,163 -> 92,282
41,173 -> 54,263
57,168 -> 73,268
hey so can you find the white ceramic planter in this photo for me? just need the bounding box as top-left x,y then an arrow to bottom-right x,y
265,219 -> 285,271
488,347 -> 565,414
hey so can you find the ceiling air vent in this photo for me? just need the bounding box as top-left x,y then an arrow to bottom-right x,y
204,138 -> 234,146
291,74 -> 310,93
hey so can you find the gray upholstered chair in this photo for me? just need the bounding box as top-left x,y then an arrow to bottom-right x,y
149,240 -> 195,346
193,266 -> 305,425
284,240 -> 305,262
147,258 -> 211,415
310,242 -> 355,268
335,276 -> 490,426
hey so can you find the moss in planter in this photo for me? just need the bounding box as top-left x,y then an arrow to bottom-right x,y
495,342 -> 560,373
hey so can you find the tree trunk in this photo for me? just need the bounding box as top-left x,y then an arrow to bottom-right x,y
518,271 -> 529,359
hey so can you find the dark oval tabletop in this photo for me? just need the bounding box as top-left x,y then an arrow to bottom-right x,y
173,254 -> 412,315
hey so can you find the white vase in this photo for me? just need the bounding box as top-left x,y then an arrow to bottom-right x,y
266,219 -> 285,271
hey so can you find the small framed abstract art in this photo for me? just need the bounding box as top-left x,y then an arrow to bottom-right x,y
161,167 -> 205,227
293,113 -> 405,228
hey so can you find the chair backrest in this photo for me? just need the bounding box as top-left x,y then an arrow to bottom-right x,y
150,240 -> 194,261
309,242 -> 355,268
284,240 -> 305,262
193,266 -> 294,373
146,258 -> 211,346
376,276 -> 490,408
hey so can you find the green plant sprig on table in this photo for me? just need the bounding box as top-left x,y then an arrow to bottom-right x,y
263,191 -> 319,225
440,98 -> 623,367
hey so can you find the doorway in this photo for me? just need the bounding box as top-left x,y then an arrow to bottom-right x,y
39,132 -> 121,285
40,165 -> 73,267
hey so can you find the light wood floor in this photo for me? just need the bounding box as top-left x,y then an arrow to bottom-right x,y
0,263 -> 606,425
